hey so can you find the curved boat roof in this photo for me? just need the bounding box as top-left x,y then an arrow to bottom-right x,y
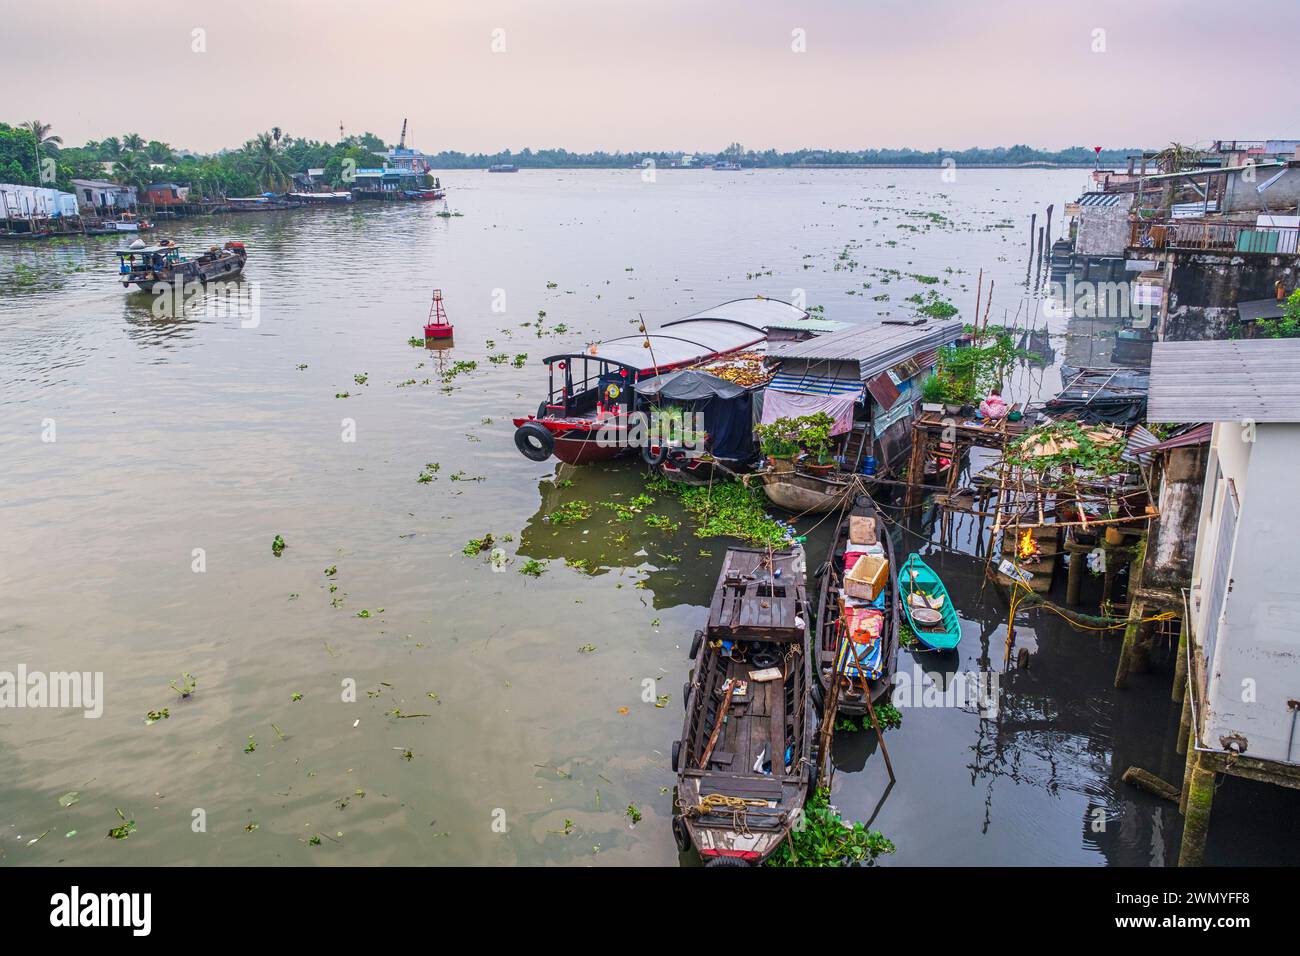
543,297 -> 804,372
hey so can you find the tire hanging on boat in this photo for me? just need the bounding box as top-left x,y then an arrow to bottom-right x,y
514,421 -> 555,462
642,443 -> 668,466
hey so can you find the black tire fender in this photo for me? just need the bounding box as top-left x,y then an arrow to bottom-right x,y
642,443 -> 668,466
514,421 -> 555,462
689,630 -> 704,660
671,739 -> 681,772
672,815 -> 692,853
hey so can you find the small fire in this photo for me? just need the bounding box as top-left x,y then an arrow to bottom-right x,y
1017,529 -> 1038,561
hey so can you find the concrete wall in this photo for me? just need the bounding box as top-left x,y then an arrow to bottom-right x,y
1075,203 -> 1131,256
1145,443 -> 1209,591
1162,251 -> 1300,340
1202,422 -> 1300,764
1223,167 -> 1300,213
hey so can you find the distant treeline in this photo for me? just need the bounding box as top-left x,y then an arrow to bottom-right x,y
2,121 -> 1139,201
423,144 -> 1140,168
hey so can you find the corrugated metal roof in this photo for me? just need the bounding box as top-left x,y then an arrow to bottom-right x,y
767,318 -> 963,381
1147,340 -> 1300,423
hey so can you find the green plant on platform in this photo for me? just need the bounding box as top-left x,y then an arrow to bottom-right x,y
764,788 -> 895,867
919,375 -> 948,404
1004,420 -> 1126,477
1254,289 -> 1300,339
754,419 -> 799,459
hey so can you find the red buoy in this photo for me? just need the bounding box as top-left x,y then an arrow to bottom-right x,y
424,289 -> 454,339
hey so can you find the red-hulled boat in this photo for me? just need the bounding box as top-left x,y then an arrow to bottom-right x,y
511,298 -> 807,465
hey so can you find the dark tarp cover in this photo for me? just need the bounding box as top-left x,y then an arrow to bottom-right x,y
634,370 -> 756,460
632,369 -> 746,401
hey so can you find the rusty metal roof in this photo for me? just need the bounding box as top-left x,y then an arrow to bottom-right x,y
1147,340 -> 1300,423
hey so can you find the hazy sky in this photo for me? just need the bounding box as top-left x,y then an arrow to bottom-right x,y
7,0 -> 1297,154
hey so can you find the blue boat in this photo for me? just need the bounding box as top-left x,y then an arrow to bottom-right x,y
897,553 -> 961,651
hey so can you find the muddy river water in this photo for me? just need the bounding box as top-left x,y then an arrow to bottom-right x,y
3,168 -> 1297,865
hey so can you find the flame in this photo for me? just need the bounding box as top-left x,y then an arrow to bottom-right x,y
1017,529 -> 1037,560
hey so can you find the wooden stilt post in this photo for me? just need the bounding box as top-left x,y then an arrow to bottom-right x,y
1065,541 -> 1089,606
1178,751 -> 1217,867
1179,727 -> 1196,815
1114,600 -> 1146,689
1176,691 -> 1192,756
1172,614 -> 1189,703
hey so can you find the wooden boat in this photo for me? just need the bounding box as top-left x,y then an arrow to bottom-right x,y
812,495 -> 898,715
759,419 -> 871,514
672,546 -> 814,866
897,553 -> 961,651
116,240 -> 246,293
512,303 -> 776,465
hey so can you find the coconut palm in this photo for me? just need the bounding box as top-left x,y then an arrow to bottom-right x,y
23,121 -> 62,149
100,136 -> 122,159
243,131 -> 292,192
112,154 -> 151,191
121,132 -> 145,153
145,140 -> 174,164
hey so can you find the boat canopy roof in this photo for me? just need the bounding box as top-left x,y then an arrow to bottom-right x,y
116,245 -> 179,256
541,297 -> 809,373
544,317 -> 766,373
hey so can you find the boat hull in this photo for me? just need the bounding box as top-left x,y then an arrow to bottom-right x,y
898,554 -> 961,651
760,469 -> 857,514
815,497 -> 899,716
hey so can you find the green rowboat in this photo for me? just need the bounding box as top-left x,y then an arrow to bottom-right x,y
898,553 -> 961,651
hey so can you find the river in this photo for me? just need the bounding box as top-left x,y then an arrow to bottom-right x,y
3,168 -> 1297,865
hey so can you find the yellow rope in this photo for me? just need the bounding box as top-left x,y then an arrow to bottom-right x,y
1006,575 -> 1177,631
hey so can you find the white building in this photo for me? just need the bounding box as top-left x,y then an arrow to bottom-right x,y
0,183 -> 80,219
1148,338 -> 1300,863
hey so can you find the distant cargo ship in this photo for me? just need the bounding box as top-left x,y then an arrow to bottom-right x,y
712,161 -> 742,170
488,164 -> 519,173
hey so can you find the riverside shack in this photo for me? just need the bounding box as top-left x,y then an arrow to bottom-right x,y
763,318 -> 963,477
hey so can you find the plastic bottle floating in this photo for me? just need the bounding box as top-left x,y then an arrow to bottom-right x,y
424,289 -> 454,340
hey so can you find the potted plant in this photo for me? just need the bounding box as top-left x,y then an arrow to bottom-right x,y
919,375 -> 947,413
755,418 -> 799,473
794,412 -> 837,475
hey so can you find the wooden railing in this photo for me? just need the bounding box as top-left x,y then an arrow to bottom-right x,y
1130,218 -> 1300,254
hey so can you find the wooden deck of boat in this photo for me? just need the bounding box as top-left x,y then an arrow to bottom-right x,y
706,548 -> 802,639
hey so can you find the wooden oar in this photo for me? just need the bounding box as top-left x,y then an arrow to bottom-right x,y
697,678 -> 735,769
843,636 -> 897,783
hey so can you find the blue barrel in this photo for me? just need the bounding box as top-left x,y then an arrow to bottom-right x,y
861,455 -> 877,476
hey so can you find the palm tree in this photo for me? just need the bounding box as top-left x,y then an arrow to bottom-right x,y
113,154 -> 151,191
24,121 -> 62,149
121,132 -> 145,153
243,131 -> 291,192
100,136 -> 122,159
272,127 -> 282,145
145,140 -> 174,164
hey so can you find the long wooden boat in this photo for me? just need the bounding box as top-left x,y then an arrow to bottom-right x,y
812,495 -> 898,716
672,546 -> 813,866
116,240 -> 246,293
897,553 -> 961,651
759,419 -> 871,514
512,298 -> 808,466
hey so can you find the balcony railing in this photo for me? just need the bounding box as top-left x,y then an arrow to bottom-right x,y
1131,218 -> 1300,255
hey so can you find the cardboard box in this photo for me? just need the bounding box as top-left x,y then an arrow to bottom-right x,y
845,554 -> 889,600
849,515 -> 878,546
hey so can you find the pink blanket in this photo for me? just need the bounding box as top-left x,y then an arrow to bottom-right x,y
761,388 -> 856,436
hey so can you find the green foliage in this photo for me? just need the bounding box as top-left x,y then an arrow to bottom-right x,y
653,478 -> 789,547
765,788 -> 896,867
1254,290 -> 1300,338
754,412 -> 835,462
1004,420 -> 1126,476
546,501 -> 593,525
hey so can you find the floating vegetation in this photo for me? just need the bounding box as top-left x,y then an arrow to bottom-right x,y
417,462 -> 441,483
643,513 -> 680,533
324,565 -> 338,577
602,492 -> 654,521
764,788 -> 895,867
625,804 -> 643,825
244,736 -> 257,754
488,353 -> 509,365
908,289 -> 959,320
649,477 -> 788,547
464,533 -> 495,556
546,500 -> 593,525
170,672 -> 197,698
334,391 -> 353,399
271,535 -> 286,557
107,809 -> 136,840
577,643 -> 596,653
450,470 -> 485,482
519,559 -> 547,577
408,336 -> 425,347
145,708 -> 169,724
899,622 -> 917,648
353,372 -> 368,386
291,692 -> 303,702
512,354 -> 528,368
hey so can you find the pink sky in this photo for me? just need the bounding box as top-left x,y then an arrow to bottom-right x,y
6,0 -> 1297,153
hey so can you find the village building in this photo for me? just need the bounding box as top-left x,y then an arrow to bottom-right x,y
70,178 -> 137,214
1144,338 -> 1300,865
